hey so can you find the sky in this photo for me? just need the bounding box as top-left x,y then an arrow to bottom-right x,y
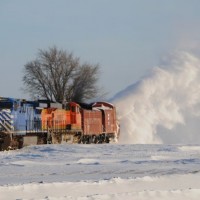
1,0 -> 200,100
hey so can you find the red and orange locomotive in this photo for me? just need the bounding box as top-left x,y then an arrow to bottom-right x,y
0,97 -> 119,150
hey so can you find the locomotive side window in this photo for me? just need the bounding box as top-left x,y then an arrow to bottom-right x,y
71,105 -> 80,113
71,106 -> 76,112
65,103 -> 70,111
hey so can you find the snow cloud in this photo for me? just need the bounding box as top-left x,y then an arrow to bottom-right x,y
112,52 -> 200,144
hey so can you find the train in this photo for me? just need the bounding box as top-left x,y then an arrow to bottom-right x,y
0,97 -> 119,151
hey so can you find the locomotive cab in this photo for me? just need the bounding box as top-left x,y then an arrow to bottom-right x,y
66,102 -> 81,131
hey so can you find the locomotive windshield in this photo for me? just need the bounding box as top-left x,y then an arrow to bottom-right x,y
71,105 -> 80,113
65,103 -> 71,111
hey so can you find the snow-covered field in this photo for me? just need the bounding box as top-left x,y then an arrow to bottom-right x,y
0,144 -> 200,199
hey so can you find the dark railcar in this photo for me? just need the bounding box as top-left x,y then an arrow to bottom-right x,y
78,102 -> 119,143
92,102 -> 119,141
81,109 -> 103,135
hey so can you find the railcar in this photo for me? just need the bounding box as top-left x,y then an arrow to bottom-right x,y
0,97 -> 119,151
80,102 -> 118,143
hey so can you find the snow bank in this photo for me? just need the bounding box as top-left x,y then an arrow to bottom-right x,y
1,174 -> 200,200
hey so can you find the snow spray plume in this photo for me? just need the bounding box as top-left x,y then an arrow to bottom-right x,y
112,52 -> 200,144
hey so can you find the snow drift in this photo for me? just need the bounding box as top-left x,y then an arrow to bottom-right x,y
1,144 -> 200,199
112,52 -> 200,144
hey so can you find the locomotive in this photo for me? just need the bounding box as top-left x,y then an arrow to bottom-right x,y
0,97 -> 119,150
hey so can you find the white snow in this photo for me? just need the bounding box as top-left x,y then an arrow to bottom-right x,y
0,144 -> 200,199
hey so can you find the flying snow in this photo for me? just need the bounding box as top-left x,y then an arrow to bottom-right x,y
112,52 -> 200,144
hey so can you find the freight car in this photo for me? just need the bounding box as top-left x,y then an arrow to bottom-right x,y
0,97 -> 119,150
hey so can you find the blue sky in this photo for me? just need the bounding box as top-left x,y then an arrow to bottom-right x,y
1,0 -> 200,100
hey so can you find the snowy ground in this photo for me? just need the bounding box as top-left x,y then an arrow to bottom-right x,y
0,144 -> 200,199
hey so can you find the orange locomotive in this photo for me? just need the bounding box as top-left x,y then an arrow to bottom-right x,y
41,102 -> 82,144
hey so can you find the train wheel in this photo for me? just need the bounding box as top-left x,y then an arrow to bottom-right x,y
105,136 -> 110,143
85,136 -> 90,144
97,135 -> 102,144
0,133 -> 12,151
80,136 -> 86,144
78,136 -> 83,144
88,136 -> 93,144
11,136 -> 22,150
51,132 -> 62,144
92,135 -> 97,144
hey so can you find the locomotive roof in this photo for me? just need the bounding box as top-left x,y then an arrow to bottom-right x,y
0,97 -> 19,109
77,101 -> 115,110
77,102 -> 93,109
92,102 -> 115,109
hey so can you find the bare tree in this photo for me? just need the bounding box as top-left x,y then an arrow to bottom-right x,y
23,46 -> 101,102
68,63 -> 100,102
